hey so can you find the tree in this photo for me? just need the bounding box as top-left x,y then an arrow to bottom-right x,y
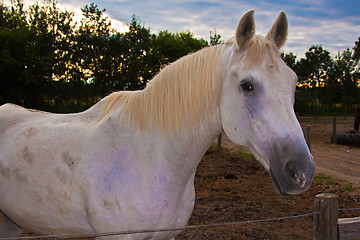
298,45 -> 333,87
118,15 -> 161,90
334,49 -> 360,114
27,0 -> 75,108
0,0 -> 77,108
154,30 -> 208,65
296,45 -> 333,117
353,36 -> 360,61
281,52 -> 297,70
322,65 -> 341,109
352,36 -> 360,90
8,0 -> 357,116
210,29 -> 224,46
0,1 -> 54,107
280,52 -> 311,114
69,3 -> 116,99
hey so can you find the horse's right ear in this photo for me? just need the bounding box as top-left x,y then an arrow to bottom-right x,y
235,10 -> 255,50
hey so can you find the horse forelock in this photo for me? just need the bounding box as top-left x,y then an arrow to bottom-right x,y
227,35 -> 281,70
98,44 -> 226,134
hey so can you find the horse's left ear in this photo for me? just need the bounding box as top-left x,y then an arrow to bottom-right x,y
266,11 -> 288,48
236,10 -> 256,50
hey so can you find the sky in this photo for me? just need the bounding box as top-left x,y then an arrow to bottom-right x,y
4,0 -> 360,58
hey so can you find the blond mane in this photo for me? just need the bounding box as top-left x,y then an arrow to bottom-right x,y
98,35 -> 280,134
98,44 -> 226,134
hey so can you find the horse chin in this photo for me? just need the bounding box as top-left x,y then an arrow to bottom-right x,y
269,170 -> 288,196
269,169 -> 313,196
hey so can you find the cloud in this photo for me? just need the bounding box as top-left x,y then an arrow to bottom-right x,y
3,0 -> 360,58
79,0 -> 360,58
285,14 -> 360,58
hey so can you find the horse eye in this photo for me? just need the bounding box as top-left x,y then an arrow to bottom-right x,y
240,81 -> 254,92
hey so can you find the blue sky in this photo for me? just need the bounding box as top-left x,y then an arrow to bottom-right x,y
5,0 -> 360,58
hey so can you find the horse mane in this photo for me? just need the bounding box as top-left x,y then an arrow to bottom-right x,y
98,44 -> 226,134
98,35 -> 280,134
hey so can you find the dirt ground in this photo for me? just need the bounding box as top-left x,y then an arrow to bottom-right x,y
300,116 -> 360,188
1,117 -> 360,239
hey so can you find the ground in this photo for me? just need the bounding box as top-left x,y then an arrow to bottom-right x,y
1,117 -> 360,239
300,117 -> 360,187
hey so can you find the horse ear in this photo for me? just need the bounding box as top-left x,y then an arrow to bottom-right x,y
266,11 -> 288,48
235,10 -> 255,49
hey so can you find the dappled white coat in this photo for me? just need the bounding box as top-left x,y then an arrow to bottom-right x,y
1,98 -> 211,239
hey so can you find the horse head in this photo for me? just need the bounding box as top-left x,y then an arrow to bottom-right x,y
220,10 -> 315,195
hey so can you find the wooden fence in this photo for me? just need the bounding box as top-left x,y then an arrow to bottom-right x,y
313,193 -> 360,240
0,193 -> 358,239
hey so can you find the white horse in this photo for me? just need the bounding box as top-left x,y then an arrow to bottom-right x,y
0,10 -> 315,240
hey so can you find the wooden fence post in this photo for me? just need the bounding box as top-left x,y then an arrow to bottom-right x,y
217,133 -> 222,149
306,125 -> 311,152
313,193 -> 338,240
333,116 -> 337,144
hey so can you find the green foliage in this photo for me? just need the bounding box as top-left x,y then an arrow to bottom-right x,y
0,1 -> 55,107
0,1 -> 209,110
210,29 -> 224,46
353,36 -> 360,61
281,52 -> 297,70
0,0 -> 359,114
284,44 -> 360,116
119,15 -> 161,90
70,3 -> 117,98
298,45 -> 333,87
154,30 -> 208,65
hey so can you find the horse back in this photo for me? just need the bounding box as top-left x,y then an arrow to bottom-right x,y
0,103 -> 47,133
1,99 -> 110,132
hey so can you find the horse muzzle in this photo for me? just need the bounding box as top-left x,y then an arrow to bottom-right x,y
268,145 -> 316,196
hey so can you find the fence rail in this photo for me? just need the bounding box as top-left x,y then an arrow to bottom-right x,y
339,217 -> 360,240
0,213 -> 315,240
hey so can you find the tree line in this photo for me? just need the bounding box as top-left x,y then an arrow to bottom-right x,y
282,43 -> 360,116
1,0 -> 359,115
0,0 -> 210,112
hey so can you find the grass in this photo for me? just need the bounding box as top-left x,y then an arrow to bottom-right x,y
315,173 -> 338,185
315,173 -> 356,192
343,183 -> 355,192
236,149 -> 253,159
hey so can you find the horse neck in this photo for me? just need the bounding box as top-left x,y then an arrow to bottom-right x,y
100,45 -> 227,170
154,48 -> 228,171
139,46 -> 228,169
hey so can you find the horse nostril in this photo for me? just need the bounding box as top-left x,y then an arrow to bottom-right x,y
285,161 -> 306,187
